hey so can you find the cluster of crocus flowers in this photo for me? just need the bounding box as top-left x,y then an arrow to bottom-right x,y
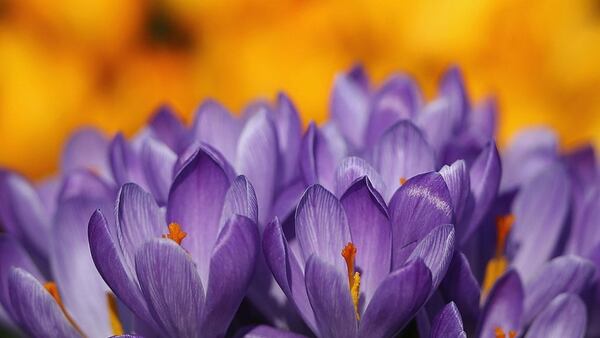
0,65 -> 596,338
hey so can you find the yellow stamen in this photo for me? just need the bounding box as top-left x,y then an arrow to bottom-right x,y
482,214 -> 515,296
162,223 -> 187,245
341,242 -> 361,320
495,327 -> 517,338
44,282 -> 86,336
107,293 -> 124,335
399,177 -> 407,185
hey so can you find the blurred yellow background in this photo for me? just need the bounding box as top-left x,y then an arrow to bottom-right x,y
1,0 -> 599,179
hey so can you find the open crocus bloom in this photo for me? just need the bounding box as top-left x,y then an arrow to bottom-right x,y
264,173 -> 456,338
88,146 -> 259,338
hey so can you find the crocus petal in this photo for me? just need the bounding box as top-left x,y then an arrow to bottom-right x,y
468,97 -> 497,144
88,211 -> 157,332
300,123 -> 347,191
274,93 -> 302,185
148,105 -> 185,152
135,239 -> 205,338
201,215 -> 259,338
190,99 -> 242,165
295,185 -> 352,270
359,259 -> 432,338
438,66 -> 469,132
463,142 -> 501,244
305,256 -> 357,338
415,98 -> 454,155
115,184 -> 165,275
500,128 -> 558,192
0,170 -> 50,262
0,235 -> 43,322
525,294 -> 586,338
61,127 -> 112,182
109,133 -> 146,187
235,110 -> 279,224
330,65 -> 370,149
241,325 -> 309,338
141,138 -> 177,205
167,147 -> 231,286
523,255 -> 595,324
389,172 -> 453,267
340,177 -> 391,305
51,197 -> 114,337
430,302 -> 466,338
511,163 -> 571,280
57,169 -> 114,203
372,120 -> 436,200
334,157 -> 386,197
365,74 -> 422,147
220,175 -> 258,226
439,160 -> 471,230
477,270 -> 523,338
439,252 -> 480,334
406,224 -> 455,290
565,188 -> 600,257
8,268 -> 81,338
270,180 -> 306,222
263,218 -> 319,334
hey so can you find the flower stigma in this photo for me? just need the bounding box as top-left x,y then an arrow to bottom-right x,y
341,242 -> 361,320
482,214 -> 515,296
399,177 -> 407,185
163,222 -> 187,245
495,327 -> 517,338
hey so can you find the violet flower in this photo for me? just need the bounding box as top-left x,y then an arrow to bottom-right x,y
88,146 -> 259,338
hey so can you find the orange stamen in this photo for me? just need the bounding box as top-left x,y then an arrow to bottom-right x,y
163,223 -> 187,245
495,327 -> 517,338
44,282 -> 85,336
341,242 -> 361,320
482,215 -> 515,296
107,293 -> 124,335
399,177 -> 407,185
495,214 -> 515,257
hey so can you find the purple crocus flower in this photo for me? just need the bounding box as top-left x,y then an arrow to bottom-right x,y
263,173 -> 456,338
88,146 -> 259,338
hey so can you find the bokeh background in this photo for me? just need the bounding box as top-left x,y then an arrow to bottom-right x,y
1,0 -> 599,179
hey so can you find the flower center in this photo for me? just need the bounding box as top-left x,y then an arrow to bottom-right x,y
44,281 -> 85,336
341,242 -> 361,320
162,222 -> 187,245
482,214 -> 515,296
495,327 -> 517,338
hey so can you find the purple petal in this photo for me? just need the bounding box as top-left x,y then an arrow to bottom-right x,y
88,211 -> 157,332
430,302 -> 466,338
116,183 -> 165,276
439,252 -> 480,333
61,127 -> 112,182
241,325 -> 309,338
477,270 -> 523,338
0,170 -> 50,261
365,74 -> 422,147
8,268 -> 80,338
334,157 -> 385,198
135,239 -> 205,338
220,175 -> 258,226
389,172 -> 453,267
262,218 -> 318,334
438,66 -> 469,132
305,256 -> 357,338
463,142 -> 501,244
406,224 -> 455,289
295,185 -> 351,270
300,123 -> 347,191
523,255 -> 595,324
148,105 -> 185,152
51,197 -> 114,337
190,99 -> 242,165
439,160 -> 471,230
525,294 -> 586,338
110,133 -> 147,188
340,177 -> 391,305
330,65 -> 370,149
57,169 -> 114,203
274,93 -> 303,185
167,147 -> 231,286
468,97 -> 497,144
372,121 -> 436,200
415,98 -> 454,154
500,128 -> 558,192
511,163 -> 570,280
566,188 -> 600,257
271,180 -> 306,222
201,215 -> 259,338
141,138 -> 177,205
359,259 -> 432,338
235,110 -> 279,224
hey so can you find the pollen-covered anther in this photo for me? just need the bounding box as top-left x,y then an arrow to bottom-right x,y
482,214 -> 515,295
341,242 -> 361,320
399,177 -> 407,185
494,327 -> 517,338
163,222 -> 187,245
107,293 -> 124,335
